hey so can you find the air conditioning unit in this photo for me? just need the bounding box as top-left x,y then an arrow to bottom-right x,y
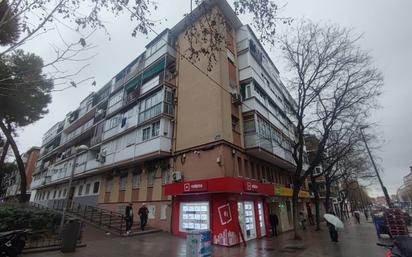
172,171 -> 183,182
96,150 -> 106,163
231,93 -> 242,104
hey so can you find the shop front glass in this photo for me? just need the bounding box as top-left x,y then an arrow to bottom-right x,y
179,201 -> 209,232
258,201 -> 266,237
237,201 -> 256,240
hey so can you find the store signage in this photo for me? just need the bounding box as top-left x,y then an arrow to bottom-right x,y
183,181 -> 208,192
274,185 -> 311,198
218,204 -> 232,225
244,181 -> 259,192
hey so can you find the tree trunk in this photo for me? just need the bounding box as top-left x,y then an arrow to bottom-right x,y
310,173 -> 321,230
0,140 -> 9,171
292,181 -> 301,240
0,120 -> 27,202
324,182 -> 331,213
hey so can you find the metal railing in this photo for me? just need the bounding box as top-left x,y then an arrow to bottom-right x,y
51,200 -> 126,235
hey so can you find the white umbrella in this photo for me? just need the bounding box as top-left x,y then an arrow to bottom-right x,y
324,214 -> 344,230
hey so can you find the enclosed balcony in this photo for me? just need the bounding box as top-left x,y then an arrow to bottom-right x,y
243,114 -> 295,171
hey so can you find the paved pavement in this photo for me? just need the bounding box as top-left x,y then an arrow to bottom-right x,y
24,218 -> 389,257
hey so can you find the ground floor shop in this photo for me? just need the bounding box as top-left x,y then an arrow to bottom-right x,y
164,177 -> 310,246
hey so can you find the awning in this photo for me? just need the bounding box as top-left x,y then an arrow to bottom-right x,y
125,75 -> 142,92
142,58 -> 166,81
164,177 -> 311,198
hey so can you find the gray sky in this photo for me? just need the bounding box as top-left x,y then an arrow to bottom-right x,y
16,0 -> 412,197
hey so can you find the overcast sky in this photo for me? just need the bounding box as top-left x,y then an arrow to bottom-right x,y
15,0 -> 412,197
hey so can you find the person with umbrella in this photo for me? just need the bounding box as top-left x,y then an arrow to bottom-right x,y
324,213 -> 344,243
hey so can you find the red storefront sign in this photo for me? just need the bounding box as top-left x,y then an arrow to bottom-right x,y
243,181 -> 259,192
183,181 -> 208,193
164,177 -> 274,195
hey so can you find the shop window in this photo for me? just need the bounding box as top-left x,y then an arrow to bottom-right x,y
85,184 -> 91,195
106,178 -> 113,192
119,176 -> 127,191
93,182 -> 100,194
148,205 -> 156,219
132,173 -> 141,188
160,205 -> 167,220
179,202 -> 209,232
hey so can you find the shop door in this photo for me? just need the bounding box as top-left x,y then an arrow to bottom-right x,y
237,201 -> 257,240
258,202 -> 266,237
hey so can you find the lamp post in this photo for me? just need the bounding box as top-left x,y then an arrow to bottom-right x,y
59,145 -> 89,231
359,126 -> 392,208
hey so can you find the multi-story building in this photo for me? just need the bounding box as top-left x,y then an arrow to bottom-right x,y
398,167 -> 412,202
31,0 -> 310,246
3,147 -> 40,201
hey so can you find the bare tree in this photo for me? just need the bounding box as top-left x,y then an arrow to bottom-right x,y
280,20 -> 383,239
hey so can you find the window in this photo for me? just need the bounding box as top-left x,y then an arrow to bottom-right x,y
85,184 -> 91,195
53,190 -> 57,199
58,190 -> 62,198
147,170 -> 155,186
119,176 -> 127,191
147,205 -> 156,219
243,118 -> 256,133
93,182 -> 100,194
160,205 -> 168,220
179,202 -> 209,232
46,191 -> 50,199
152,121 -> 160,137
139,90 -> 163,122
63,189 -> 67,197
142,127 -> 151,141
232,116 -> 240,132
106,178 -> 113,192
78,185 -> 83,196
132,173 -> 141,188
161,169 -> 169,185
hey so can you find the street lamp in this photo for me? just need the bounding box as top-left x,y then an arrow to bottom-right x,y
59,144 -> 89,230
359,126 -> 393,208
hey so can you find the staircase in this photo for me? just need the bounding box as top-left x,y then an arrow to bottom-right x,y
30,201 -> 160,236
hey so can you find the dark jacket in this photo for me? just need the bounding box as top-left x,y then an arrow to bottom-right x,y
138,206 -> 149,218
125,205 -> 133,218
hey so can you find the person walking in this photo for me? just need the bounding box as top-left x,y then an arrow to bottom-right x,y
138,203 -> 149,231
299,212 -> 306,230
364,209 -> 369,221
269,212 -> 279,237
125,202 -> 133,235
354,211 -> 360,224
327,221 -> 339,242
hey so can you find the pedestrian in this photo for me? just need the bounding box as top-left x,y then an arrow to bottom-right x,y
125,202 -> 133,235
327,221 -> 339,242
138,203 -> 149,231
299,212 -> 306,230
354,211 -> 360,224
364,209 -> 369,221
307,211 -> 314,225
269,212 -> 279,237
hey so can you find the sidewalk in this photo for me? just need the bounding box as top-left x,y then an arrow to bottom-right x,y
24,219 -> 387,257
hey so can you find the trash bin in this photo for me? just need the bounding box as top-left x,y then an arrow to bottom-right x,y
61,219 -> 81,253
186,230 -> 212,257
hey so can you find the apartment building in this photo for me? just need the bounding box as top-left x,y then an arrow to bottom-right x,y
3,147 -> 39,201
31,0 -> 310,246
